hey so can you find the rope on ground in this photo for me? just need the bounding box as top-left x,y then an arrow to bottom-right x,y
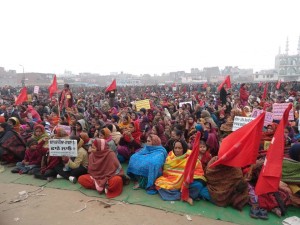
73,199 -> 122,213
8,187 -> 46,204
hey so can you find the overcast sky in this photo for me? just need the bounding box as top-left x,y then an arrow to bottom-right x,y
0,0 -> 299,75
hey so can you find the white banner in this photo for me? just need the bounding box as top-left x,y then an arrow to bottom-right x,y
179,101 -> 193,107
34,86 -> 39,94
49,139 -> 77,157
232,116 -> 255,131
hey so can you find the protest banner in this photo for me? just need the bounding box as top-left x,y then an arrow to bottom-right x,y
34,86 -> 39,94
49,139 -> 77,157
272,103 -> 294,120
232,116 -> 255,131
251,109 -> 273,126
179,101 -> 193,108
135,99 -> 151,111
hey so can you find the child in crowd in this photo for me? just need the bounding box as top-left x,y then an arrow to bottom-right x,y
198,140 -> 212,172
11,138 -> 42,174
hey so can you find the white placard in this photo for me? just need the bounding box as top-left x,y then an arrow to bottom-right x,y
251,109 -> 274,127
232,116 -> 255,131
179,101 -> 193,107
272,103 -> 294,120
172,86 -> 177,91
34,86 -> 39,94
49,139 -> 77,157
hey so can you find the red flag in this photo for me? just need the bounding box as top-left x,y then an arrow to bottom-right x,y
105,79 -> 117,92
255,104 -> 292,196
202,83 -> 208,89
181,131 -> 201,201
258,81 -> 262,88
276,80 -> 281,89
217,75 -> 231,91
48,75 -> 58,98
15,87 -> 28,105
210,112 -> 265,168
262,83 -> 268,100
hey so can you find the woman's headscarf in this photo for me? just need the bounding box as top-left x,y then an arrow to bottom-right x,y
54,127 -> 69,139
32,124 -> 48,141
118,115 -> 131,130
110,125 -> 122,145
148,134 -> 161,146
131,120 -> 142,144
8,117 -> 20,133
88,138 -> 123,192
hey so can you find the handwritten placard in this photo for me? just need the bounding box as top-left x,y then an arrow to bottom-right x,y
251,109 -> 274,126
135,99 -> 151,111
34,86 -> 39,94
272,103 -> 294,120
49,139 -> 77,157
232,116 -> 255,131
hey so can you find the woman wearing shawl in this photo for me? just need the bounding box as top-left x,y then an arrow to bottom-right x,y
118,115 -> 131,131
7,117 -> 21,133
239,83 -> 249,107
200,110 -> 217,129
31,124 -> 49,145
155,139 -> 210,203
201,122 -> 219,156
205,157 -> 249,210
220,108 -> 242,134
20,121 -> 36,143
99,127 -> 117,155
260,123 -> 278,151
151,124 -> 168,147
25,105 -> 42,123
107,124 -> 122,145
127,134 -> 167,194
0,122 -> 26,164
78,138 -> 125,198
117,121 -> 142,162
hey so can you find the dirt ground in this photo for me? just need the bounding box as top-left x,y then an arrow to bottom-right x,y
0,183 -> 237,225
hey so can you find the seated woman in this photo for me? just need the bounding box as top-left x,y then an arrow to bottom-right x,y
117,121 -> 142,162
55,136 -> 88,184
155,139 -> 210,204
78,138 -> 125,198
0,122 -> 26,164
99,127 -> 117,155
127,134 -> 167,194
31,124 -> 49,146
206,156 -> 249,210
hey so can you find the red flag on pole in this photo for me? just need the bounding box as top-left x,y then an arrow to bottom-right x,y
181,131 -> 201,201
48,75 -> 58,98
217,75 -> 231,92
262,83 -> 268,100
276,80 -> 281,90
105,79 -> 117,92
15,87 -> 28,105
255,104 -> 292,196
209,112 -> 265,168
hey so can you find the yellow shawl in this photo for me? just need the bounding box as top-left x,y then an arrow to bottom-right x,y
155,150 -> 205,190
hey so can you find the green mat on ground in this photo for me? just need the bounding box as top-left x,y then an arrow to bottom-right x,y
1,166 -> 300,225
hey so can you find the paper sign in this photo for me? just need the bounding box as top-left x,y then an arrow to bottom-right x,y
49,139 -> 77,157
264,141 -> 271,150
179,101 -> 193,107
172,87 -> 177,91
251,109 -> 273,126
34,86 -> 39,94
272,103 -> 294,120
135,99 -> 151,111
232,116 -> 255,131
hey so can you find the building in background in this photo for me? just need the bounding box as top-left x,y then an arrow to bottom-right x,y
275,36 -> 300,81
